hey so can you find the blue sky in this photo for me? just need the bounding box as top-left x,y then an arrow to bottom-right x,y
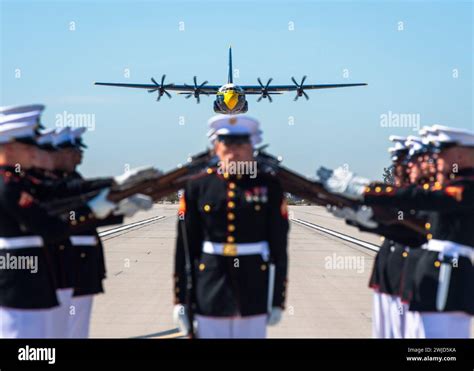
1,0 -> 472,179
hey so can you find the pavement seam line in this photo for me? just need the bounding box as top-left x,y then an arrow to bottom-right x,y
99,215 -> 167,238
290,217 -> 380,252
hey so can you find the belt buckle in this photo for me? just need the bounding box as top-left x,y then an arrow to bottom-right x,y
223,243 -> 237,256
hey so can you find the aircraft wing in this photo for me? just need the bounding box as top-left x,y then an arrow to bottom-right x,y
94,82 -> 221,94
242,83 -> 367,94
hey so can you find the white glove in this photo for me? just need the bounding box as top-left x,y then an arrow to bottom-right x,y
320,166 -> 370,201
113,167 -> 161,191
327,205 -> 355,219
87,188 -> 116,219
267,307 -> 283,326
328,205 -> 378,229
173,304 -> 191,335
354,205 -> 378,229
114,194 -> 153,217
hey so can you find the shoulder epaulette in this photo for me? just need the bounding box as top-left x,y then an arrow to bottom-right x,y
444,185 -> 464,202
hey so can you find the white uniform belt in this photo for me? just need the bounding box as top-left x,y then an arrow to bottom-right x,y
70,236 -> 98,246
202,241 -> 269,261
424,239 -> 474,263
0,236 -> 44,249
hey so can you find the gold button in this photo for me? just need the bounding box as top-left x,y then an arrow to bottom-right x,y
425,223 -> 431,230
228,190 -> 235,198
402,251 -> 408,258
434,260 -> 441,268
229,182 -> 236,189
423,183 -> 430,190
227,201 -> 235,209
228,224 -> 235,232
80,253 -> 86,258
71,220 -> 77,226
386,186 -> 393,193
375,186 -> 382,193
223,243 -> 237,256
227,212 -> 235,221
260,264 -> 267,271
199,263 -> 205,271
203,204 -> 211,212
206,168 -> 213,174
427,233 -> 433,240
365,186 -> 371,193
80,216 -> 86,222
227,236 -> 235,243
254,204 -> 261,211
223,173 -> 229,179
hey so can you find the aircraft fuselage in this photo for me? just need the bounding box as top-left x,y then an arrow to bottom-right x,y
214,84 -> 248,114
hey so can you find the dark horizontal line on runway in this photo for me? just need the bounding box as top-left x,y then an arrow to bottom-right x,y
290,218 -> 379,252
98,215 -> 167,239
98,214 -> 379,252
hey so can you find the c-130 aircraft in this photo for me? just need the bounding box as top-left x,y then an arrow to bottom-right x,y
95,47 -> 367,114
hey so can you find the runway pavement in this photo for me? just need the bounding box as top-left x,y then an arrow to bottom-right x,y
89,204 -> 474,338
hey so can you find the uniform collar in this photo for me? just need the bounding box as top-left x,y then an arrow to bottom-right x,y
213,163 -> 260,181
0,165 -> 25,176
216,171 -> 247,181
0,165 -> 17,172
0,165 -> 25,180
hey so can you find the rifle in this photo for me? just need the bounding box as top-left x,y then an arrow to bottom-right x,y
255,149 -> 427,236
44,149 -> 216,216
179,216 -> 195,338
111,149 -> 215,202
370,205 -> 427,234
255,149 -> 356,208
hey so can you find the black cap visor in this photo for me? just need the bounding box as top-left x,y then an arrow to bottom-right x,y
216,134 -> 251,145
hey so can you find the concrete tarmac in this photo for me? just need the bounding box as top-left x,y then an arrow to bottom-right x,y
90,205 -> 472,338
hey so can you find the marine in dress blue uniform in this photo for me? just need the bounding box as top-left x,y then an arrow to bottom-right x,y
0,105 -> 152,338
319,125 -> 473,338
173,115 -> 289,338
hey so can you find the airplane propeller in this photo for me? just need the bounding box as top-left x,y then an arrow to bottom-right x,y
291,76 -> 309,101
148,75 -> 173,101
257,78 -> 274,102
180,76 -> 210,104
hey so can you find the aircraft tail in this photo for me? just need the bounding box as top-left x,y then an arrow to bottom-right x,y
228,46 -> 233,84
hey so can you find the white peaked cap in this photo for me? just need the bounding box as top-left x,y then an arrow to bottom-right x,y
53,127 -> 72,147
387,135 -> 408,154
0,110 -> 41,126
0,122 -> 37,144
70,127 -> 87,148
430,125 -> 474,148
0,105 -> 42,144
0,104 -> 45,116
207,114 -> 262,146
405,136 -> 424,156
36,128 -> 56,148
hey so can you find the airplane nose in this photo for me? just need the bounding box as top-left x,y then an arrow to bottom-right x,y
224,91 -> 239,110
